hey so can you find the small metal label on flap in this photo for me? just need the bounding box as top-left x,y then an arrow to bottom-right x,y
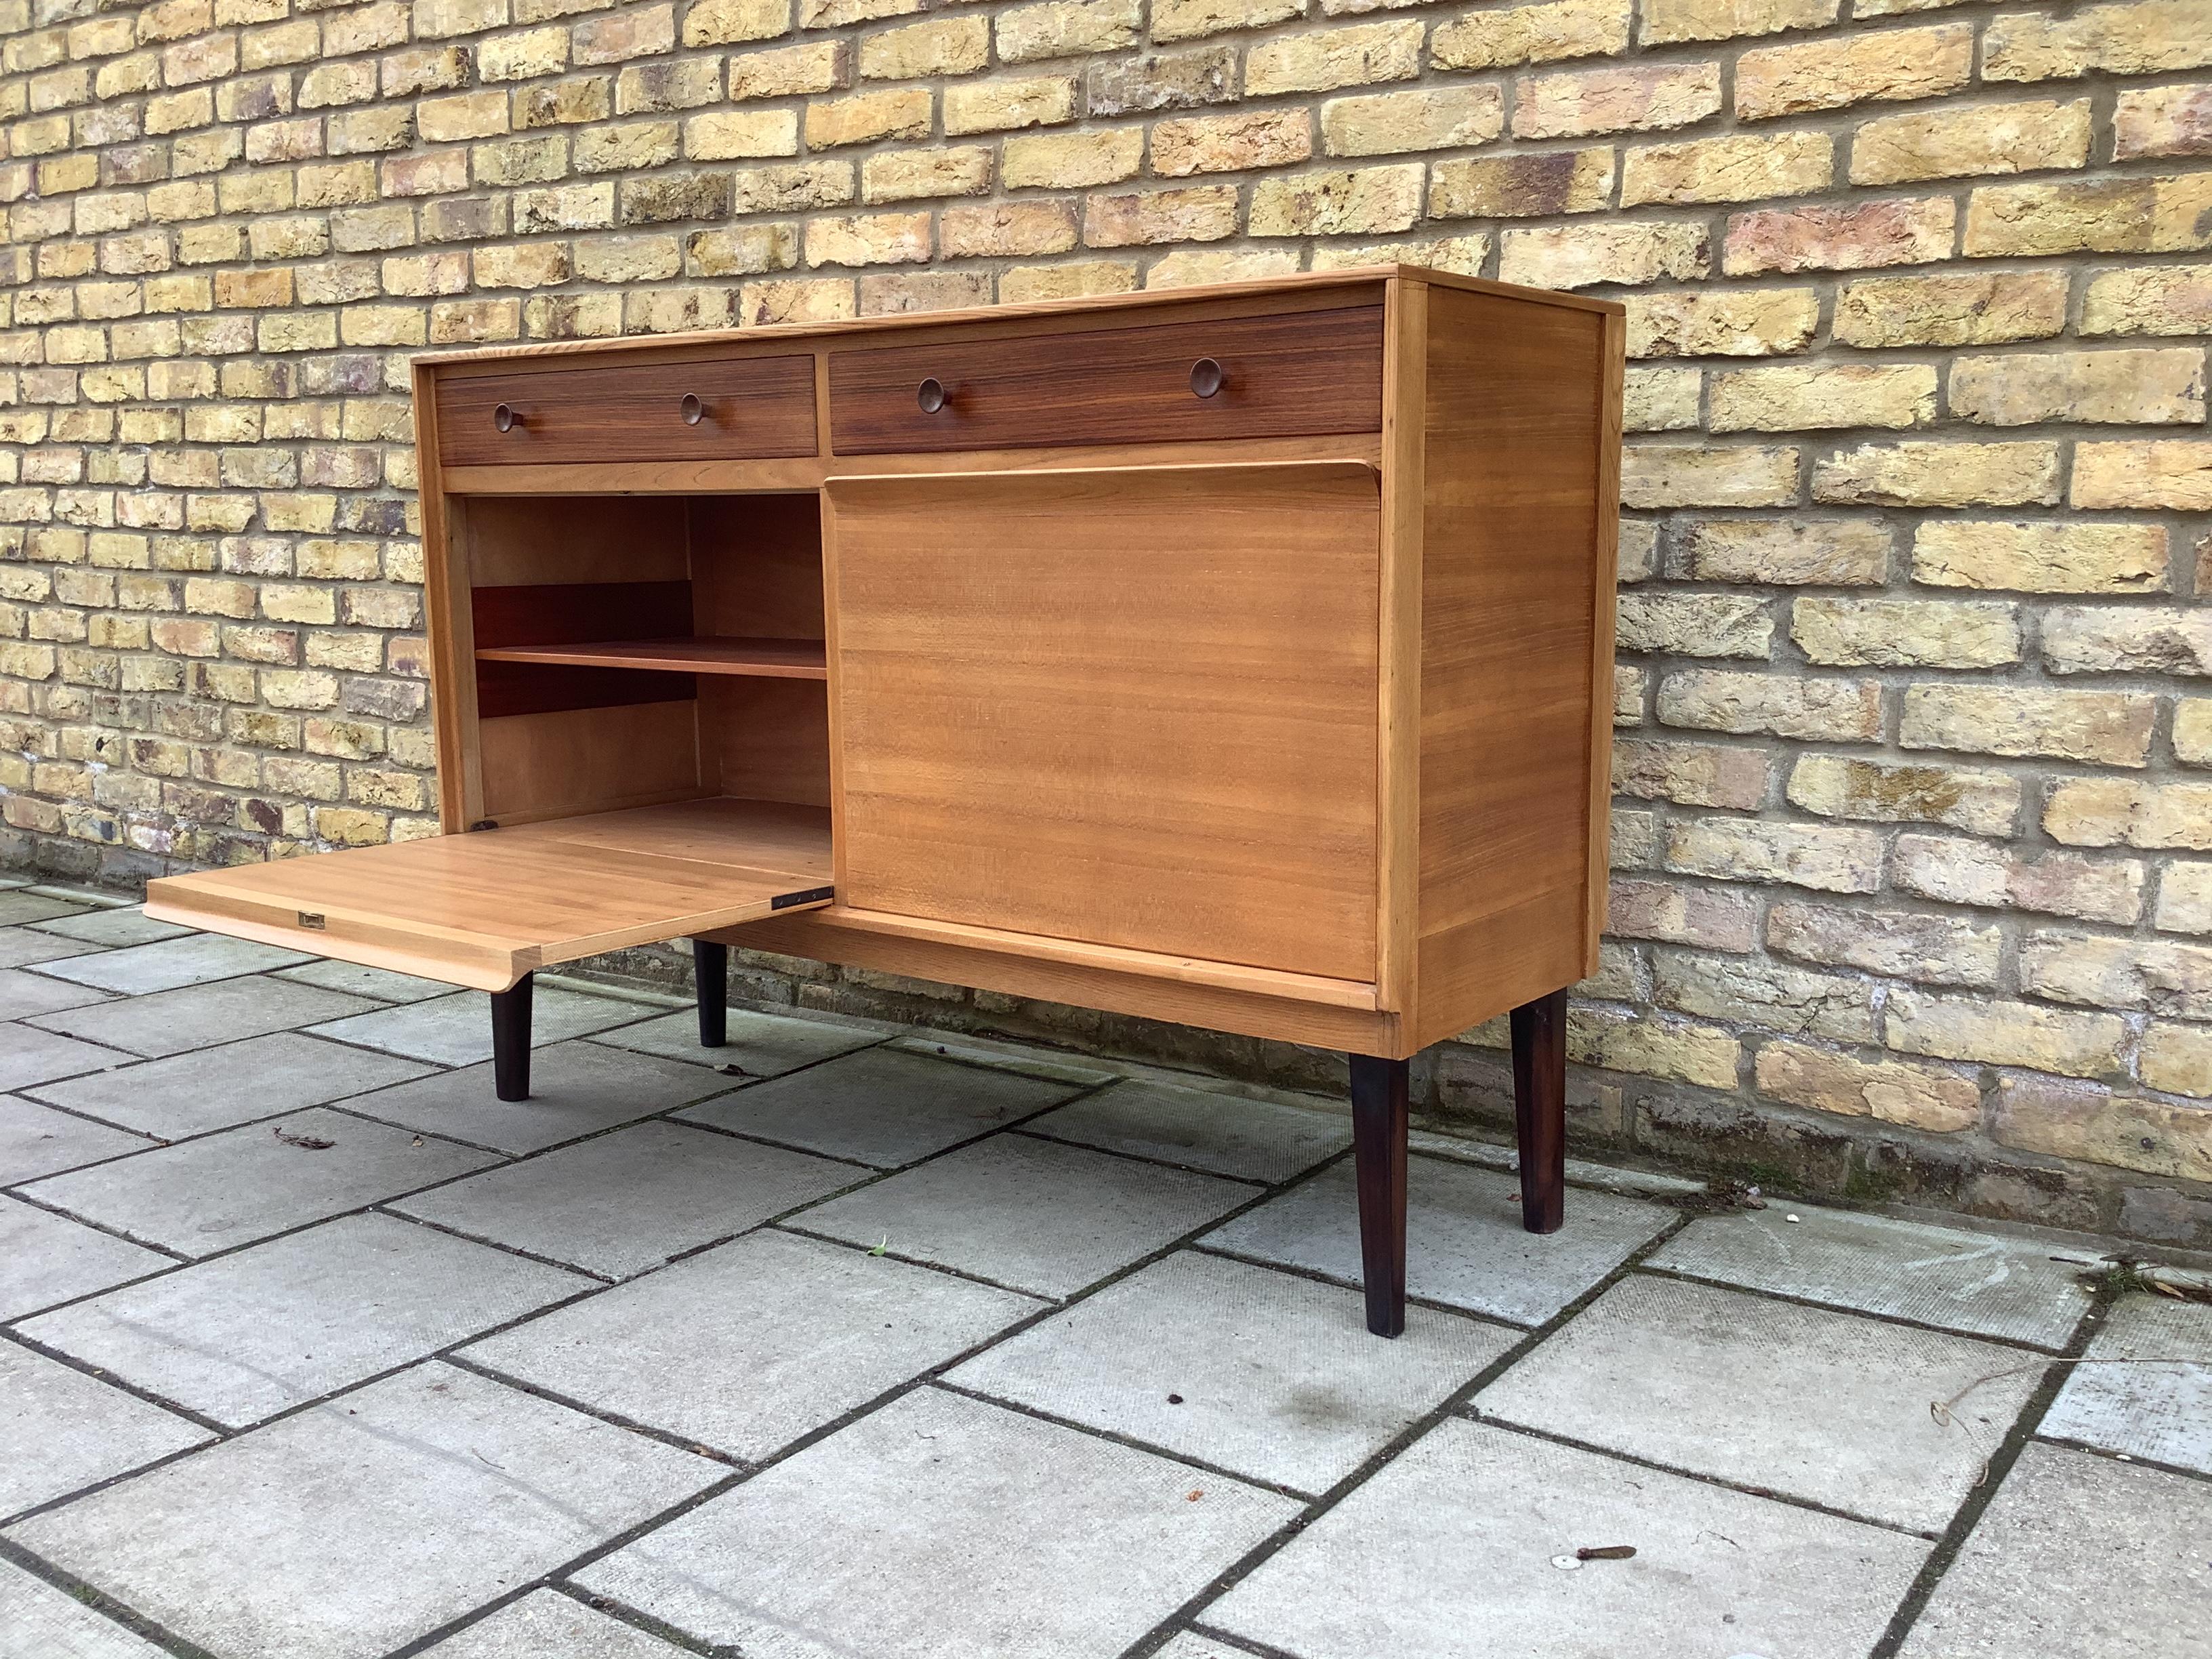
297,912 -> 326,930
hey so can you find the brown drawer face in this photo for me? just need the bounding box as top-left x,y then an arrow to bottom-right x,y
827,306 -> 1384,455
438,354 -> 817,467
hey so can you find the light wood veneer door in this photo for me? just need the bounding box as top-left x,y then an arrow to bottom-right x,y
825,462 -> 1381,984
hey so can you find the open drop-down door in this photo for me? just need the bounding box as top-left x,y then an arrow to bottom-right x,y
144,799 -> 833,991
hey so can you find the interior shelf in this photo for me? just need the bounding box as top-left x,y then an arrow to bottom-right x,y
474,636 -> 828,680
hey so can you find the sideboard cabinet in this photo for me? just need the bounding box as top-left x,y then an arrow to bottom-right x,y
146,268 -> 1625,1336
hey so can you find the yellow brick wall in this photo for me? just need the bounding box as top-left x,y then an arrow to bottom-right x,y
1,0 -> 2208,1229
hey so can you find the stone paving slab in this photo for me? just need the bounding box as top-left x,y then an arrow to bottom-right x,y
393,1122 -> 857,1279
6,1362 -> 725,1659
1155,1635 -> 1250,1659
949,1250 -> 1513,1494
308,987 -> 652,1067
0,926 -> 103,969
0,1555 -> 170,1658
1899,1441 -> 2212,1659
0,968 -> 112,1023
466,1229 -> 1040,1462
1208,1158 -> 1675,1326
1208,1418 -> 1927,1659
2039,1293 -> 2212,1475
27,907 -> 194,947
337,1041 -> 739,1156
593,1004 -> 886,1076
1021,1078 -> 1353,1183
20,1214 -> 590,1427
30,935 -> 310,997
24,1031 -> 438,1141
794,1133 -> 1256,1298
887,1030 -> 1122,1086
28,977 -> 377,1061
419,1589 -> 692,1658
273,958 -> 453,1002
1473,1273 -> 2045,1534
679,1046 -> 1086,1168
577,1387 -> 1301,1659
0,893 -> 93,926
0,1024 -> 127,1095
0,1197 -> 171,1322
0,1342 -> 211,1518
0,1096 -> 150,1185
1648,1204 -> 2094,1350
22,1108 -> 498,1257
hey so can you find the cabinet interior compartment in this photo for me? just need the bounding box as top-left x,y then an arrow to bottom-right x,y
462,491 -> 832,839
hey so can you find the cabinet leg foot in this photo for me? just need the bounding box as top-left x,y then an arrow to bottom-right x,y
693,939 -> 728,1048
492,972 -> 533,1102
1511,987 -> 1568,1235
1349,1052 -> 1409,1338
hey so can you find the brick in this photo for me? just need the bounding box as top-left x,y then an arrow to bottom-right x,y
1082,184 -> 1238,246
1614,592 -> 1772,658
1793,596 -> 2019,670
2045,779 -> 2212,851
2022,929 -> 2212,1020
1429,0 -> 1630,70
1088,47 -> 1237,117
1755,1040 -> 1979,1132
1851,99 -> 2092,188
684,223 -> 798,276
1624,368 -> 1699,432
685,110 -> 800,161
1308,232 -> 1492,276
2114,83 -> 2212,161
1984,0 -> 2212,83
1665,814 -> 1882,893
805,88 -> 930,149
1620,443 -> 1796,508
996,0 -> 1140,64
1774,898 -> 2003,989
1641,0 -> 1835,42
2158,861 -> 2212,933
682,0 -> 789,45
1952,348 -> 2205,427
1430,149 -> 1612,219
1724,197 -> 1954,275
1248,164 -> 1422,236
2072,441 -> 2212,510
2138,1025 -> 2212,1099
1912,520 -> 2169,595
2041,607 -> 2212,678
1902,684 -> 2154,767
1151,110 -> 1312,176
805,211 -> 929,268
861,146 -> 991,203
1992,1076 -> 2212,1179
1612,737 -> 1767,808
2179,700 -> 2212,766
1653,949 -> 1875,1044
1711,363 -> 1933,432
1893,832 -> 2145,924
1658,668 -> 1883,741
1320,87 -> 1501,157
1735,25 -> 1972,121
861,17 -> 985,79
2082,265 -> 2212,337
730,161 -> 853,215
730,41 -> 848,100
1570,1005 -> 1741,1088
1833,270 -> 2069,348
860,270 -> 994,314
943,76 -> 1076,136
1786,753 -> 2020,836
1890,990 -> 2130,1083
1963,175 -> 2212,258
1244,22 -> 1422,95
998,260 -> 1138,302
1814,441 -> 2060,508
1153,0 -> 1299,41
1498,219 -> 1708,288
1677,518 -> 1890,585
939,201 -> 1079,258
1624,289 -> 1814,361
1145,247 -> 1303,287
1002,129 -> 1143,189
1621,131 -> 1831,206
1512,62 -> 1720,140
1606,876 -> 1759,951
738,276 -> 855,326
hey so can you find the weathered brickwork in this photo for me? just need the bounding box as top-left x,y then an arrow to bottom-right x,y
1,0 -> 2208,1238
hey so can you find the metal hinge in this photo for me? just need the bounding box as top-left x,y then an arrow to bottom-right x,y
771,886 -> 835,910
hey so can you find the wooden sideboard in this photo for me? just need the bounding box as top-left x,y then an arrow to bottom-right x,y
146,266 -> 1625,1337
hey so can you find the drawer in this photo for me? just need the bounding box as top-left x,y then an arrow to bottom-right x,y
438,353 -> 817,468
827,306 -> 1384,455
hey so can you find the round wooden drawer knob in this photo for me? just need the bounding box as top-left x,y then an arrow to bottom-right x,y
1189,358 -> 1225,398
493,403 -> 522,432
680,392 -> 705,426
916,376 -> 948,414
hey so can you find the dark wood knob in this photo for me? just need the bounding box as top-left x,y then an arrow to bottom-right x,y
680,392 -> 704,426
1189,358 -> 1225,398
916,377 -> 947,414
493,403 -> 521,432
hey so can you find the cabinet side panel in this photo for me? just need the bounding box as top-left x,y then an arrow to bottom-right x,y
1413,287 -> 1610,1048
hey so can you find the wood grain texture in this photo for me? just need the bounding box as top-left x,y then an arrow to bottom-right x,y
146,798 -> 832,991
689,493 -> 826,641
471,581 -> 693,650
701,674 -> 832,808
414,367 -> 479,831
1588,309 -> 1626,962
439,354 -> 817,467
464,495 -> 689,588
1375,278 -> 1427,1024
477,699 -> 701,825
827,461 -> 1382,983
473,659 -> 697,720
1408,284 -> 1610,1049
476,638 -> 827,679
827,308 -> 1384,455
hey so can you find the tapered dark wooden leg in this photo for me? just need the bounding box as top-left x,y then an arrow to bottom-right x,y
1511,987 -> 1568,1235
1349,1052 -> 1409,1338
693,939 -> 728,1048
491,972 -> 533,1102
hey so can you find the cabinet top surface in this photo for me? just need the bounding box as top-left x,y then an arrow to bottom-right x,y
417,264 -> 1622,373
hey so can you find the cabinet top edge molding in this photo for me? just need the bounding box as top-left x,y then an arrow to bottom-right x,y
414,266 -> 1624,375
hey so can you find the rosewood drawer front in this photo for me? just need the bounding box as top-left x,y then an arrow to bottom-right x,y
827,307 -> 1385,455
438,354 -> 817,467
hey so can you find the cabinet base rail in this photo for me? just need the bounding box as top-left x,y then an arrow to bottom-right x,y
483,965 -> 1572,1338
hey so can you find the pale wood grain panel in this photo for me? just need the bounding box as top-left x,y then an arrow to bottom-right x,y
478,700 -> 701,825
1409,286 -> 1613,1047
701,675 -> 832,808
1375,278 -> 1427,1025
146,799 -> 833,991
689,493 -> 826,641
827,461 -> 1382,983
415,366 -> 480,831
466,495 -> 689,588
